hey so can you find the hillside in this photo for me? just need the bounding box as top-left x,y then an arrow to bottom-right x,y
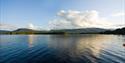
0,27 -> 124,35
100,27 -> 125,35
51,28 -> 107,34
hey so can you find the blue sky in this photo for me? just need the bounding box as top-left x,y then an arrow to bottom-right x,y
0,0 -> 124,29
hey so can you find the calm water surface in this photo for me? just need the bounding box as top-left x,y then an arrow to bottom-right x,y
0,34 -> 125,63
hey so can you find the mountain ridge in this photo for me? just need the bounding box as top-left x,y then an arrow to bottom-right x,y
0,27 -> 124,34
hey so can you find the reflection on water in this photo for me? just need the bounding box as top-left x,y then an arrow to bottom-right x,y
0,34 -> 125,63
28,35 -> 34,48
47,35 -> 116,63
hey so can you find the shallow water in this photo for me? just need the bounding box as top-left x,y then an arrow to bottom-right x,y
0,34 -> 125,63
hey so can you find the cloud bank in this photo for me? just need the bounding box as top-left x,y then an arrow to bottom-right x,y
27,23 -> 50,30
0,23 -> 18,30
49,10 -> 112,29
112,12 -> 125,17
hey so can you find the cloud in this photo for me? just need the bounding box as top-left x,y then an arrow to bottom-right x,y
49,10 -> 112,29
112,12 -> 125,17
28,23 -> 35,29
0,23 -> 18,30
27,23 -> 50,30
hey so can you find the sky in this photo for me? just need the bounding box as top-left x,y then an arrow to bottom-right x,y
0,0 -> 125,30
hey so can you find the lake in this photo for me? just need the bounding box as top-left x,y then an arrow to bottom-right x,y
0,34 -> 125,63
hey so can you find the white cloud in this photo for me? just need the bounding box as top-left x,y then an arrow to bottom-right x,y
0,23 -> 18,30
112,12 -> 125,17
27,23 -> 50,30
28,23 -> 35,29
49,10 -> 112,29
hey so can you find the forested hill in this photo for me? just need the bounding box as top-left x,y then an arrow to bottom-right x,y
100,27 -> 125,35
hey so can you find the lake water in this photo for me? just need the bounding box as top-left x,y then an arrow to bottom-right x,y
0,34 -> 125,63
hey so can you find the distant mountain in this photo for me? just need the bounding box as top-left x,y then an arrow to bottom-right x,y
0,28 -> 38,34
13,28 -> 36,32
0,30 -> 10,32
0,30 -> 11,34
51,28 -> 108,34
1,27 -> 124,35
0,28 -> 108,34
100,27 -> 125,35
